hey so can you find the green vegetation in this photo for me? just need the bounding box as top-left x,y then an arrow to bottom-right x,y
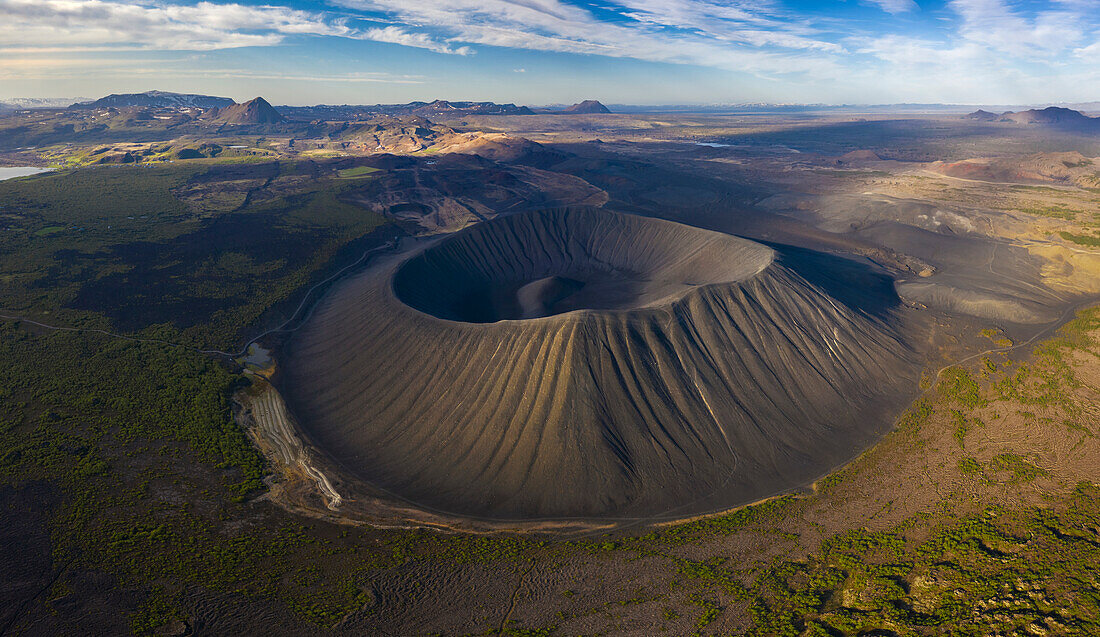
0,320 -> 427,633
959,457 -> 983,475
1059,230 -> 1100,247
990,453 -> 1048,483
1020,207 -> 1073,223
895,397 -> 935,433
0,160 -> 402,632
336,165 -> 380,178
951,409 -> 970,446
0,164 -> 209,328
35,141 -> 280,168
940,367 -> 986,409
687,594 -> 720,634
738,488 -> 1100,635
994,305 -> 1100,411
652,495 -> 798,545
0,162 -> 387,349
32,225 -> 66,236
1010,184 -> 1065,193
1018,204 -> 1076,220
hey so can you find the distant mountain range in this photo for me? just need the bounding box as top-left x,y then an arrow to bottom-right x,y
9,90 -> 1100,123
605,102 -> 1100,115
281,99 -> 612,118
2,92 -> 611,117
0,97 -> 90,110
963,106 -> 1100,128
279,100 -> 535,119
408,100 -> 534,116
73,90 -> 235,110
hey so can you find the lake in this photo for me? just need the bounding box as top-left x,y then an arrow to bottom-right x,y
0,166 -> 49,181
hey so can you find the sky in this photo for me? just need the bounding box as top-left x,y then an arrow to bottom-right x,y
0,0 -> 1098,105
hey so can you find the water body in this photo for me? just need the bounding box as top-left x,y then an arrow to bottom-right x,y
0,167 -> 48,181
692,141 -> 801,153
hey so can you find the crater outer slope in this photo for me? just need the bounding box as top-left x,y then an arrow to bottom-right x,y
280,208 -> 921,520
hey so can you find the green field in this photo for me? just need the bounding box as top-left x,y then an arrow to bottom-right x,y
335,166 -> 380,179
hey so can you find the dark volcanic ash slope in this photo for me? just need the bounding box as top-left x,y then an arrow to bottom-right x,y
280,208 -> 921,521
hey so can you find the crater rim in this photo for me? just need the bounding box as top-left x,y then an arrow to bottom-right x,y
390,208 -> 775,324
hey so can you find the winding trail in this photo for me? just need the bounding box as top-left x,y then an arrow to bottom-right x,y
497,561 -> 536,636
925,295 -> 1096,384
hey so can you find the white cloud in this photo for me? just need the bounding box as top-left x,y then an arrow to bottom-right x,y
3,0 -> 1098,102
863,0 -> 919,13
0,59 -> 426,83
0,0 -> 300,50
949,0 -> 1090,57
363,26 -> 471,55
833,0 -> 1100,101
853,9 -> 1100,103
609,0 -> 841,51
1074,41 -> 1100,56
0,0 -> 460,54
336,0 -> 849,77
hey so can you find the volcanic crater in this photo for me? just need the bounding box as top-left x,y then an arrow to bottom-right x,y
392,209 -> 771,322
280,208 -> 923,521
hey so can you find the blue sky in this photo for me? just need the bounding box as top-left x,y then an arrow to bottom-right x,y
1,0 -> 1098,105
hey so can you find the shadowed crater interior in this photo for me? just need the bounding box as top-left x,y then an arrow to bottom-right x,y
392,209 -> 772,322
281,208 -> 924,521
